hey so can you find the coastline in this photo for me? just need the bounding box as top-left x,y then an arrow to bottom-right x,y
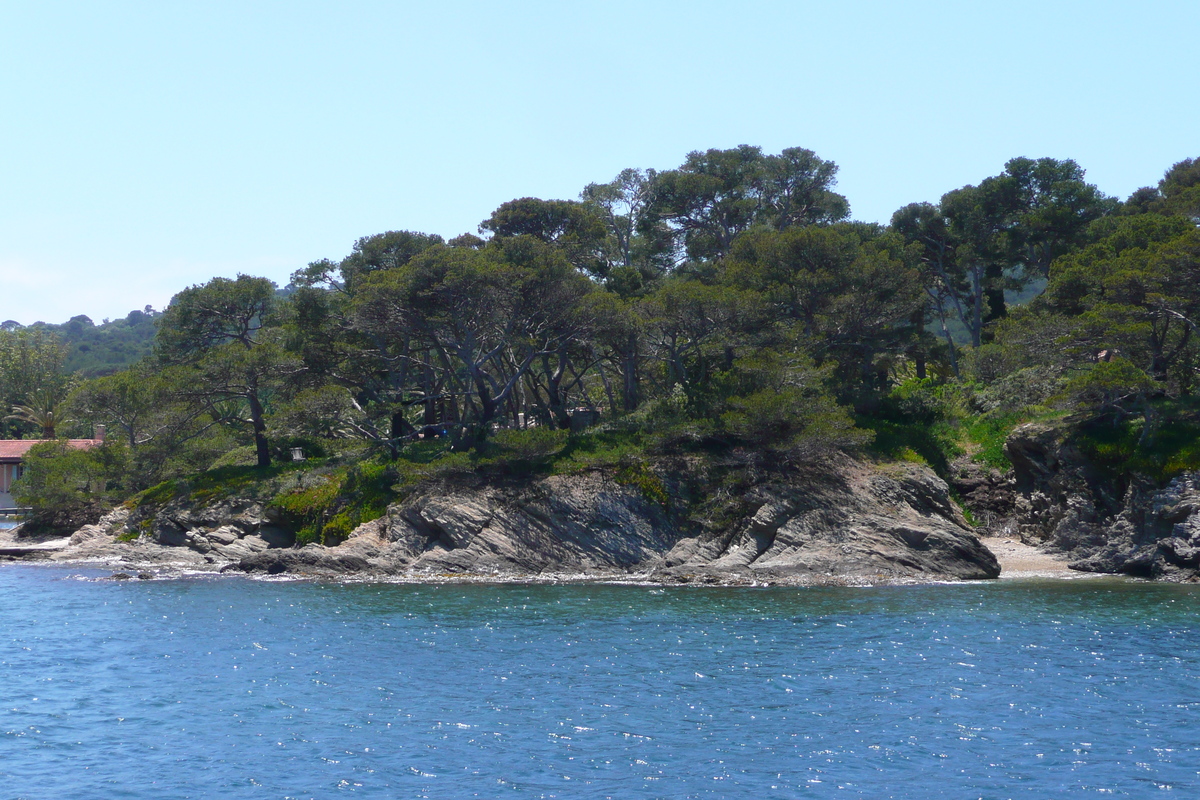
5,532 -> 1090,586
1,513 -> 1103,585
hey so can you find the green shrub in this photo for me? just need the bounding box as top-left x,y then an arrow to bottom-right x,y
860,417 -> 961,477
551,429 -> 647,474
266,460 -> 401,546
478,427 -> 569,473
270,473 -> 343,545
13,440 -> 130,532
207,446 -> 258,470
614,461 -> 670,507
130,479 -> 182,509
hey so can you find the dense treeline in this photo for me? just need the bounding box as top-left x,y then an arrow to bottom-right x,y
4,146 -> 1200,531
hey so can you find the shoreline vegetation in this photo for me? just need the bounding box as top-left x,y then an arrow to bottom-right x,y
3,145 -> 1200,584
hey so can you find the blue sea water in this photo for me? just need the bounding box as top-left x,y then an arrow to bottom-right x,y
1,567 -> 1198,799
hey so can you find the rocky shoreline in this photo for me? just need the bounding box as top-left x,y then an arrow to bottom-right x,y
8,427 -> 1200,585
2,457 -> 1004,585
949,422 -> 1200,583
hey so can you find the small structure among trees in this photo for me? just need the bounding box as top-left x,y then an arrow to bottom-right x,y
0,427 -> 104,508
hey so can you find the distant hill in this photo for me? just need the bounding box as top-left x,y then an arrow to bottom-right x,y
29,308 -> 160,377
3,287 -> 293,378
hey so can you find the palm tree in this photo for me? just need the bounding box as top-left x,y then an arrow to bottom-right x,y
5,388 -> 72,439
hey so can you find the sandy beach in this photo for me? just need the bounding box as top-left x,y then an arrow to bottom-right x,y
981,535 -> 1077,579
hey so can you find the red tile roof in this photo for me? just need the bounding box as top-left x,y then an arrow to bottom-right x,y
0,439 -> 101,462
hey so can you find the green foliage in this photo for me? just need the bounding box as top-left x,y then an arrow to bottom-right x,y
964,413 -> 1025,470
722,223 -> 924,398
480,197 -> 609,278
646,145 -> 849,261
132,462 -> 312,509
156,274 -> 293,468
129,479 -> 182,509
1046,225 -> 1200,392
189,466 -> 284,504
0,327 -> 72,438
549,429 -> 648,474
390,452 -> 475,490
269,460 -> 400,546
338,461 -> 397,523
208,445 -> 259,470
271,473 -> 343,546
31,309 -> 159,377
721,387 -> 871,455
614,461 -> 669,508
12,440 -> 130,532
861,417 -> 962,475
1072,400 -> 1200,483
15,148 -> 1200,524
291,230 -> 444,294
1061,359 -> 1157,419
860,378 -> 963,475
476,428 -> 570,473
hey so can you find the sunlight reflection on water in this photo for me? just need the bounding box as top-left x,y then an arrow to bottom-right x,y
1,566 -> 1198,799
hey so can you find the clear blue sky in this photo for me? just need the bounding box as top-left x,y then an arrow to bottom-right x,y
2,0 -> 1197,325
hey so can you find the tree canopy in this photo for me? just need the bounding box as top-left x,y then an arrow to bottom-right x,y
10,145 -> 1200,524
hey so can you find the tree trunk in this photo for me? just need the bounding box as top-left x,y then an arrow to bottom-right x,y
622,342 -> 640,412
248,389 -> 270,467
542,351 -> 572,430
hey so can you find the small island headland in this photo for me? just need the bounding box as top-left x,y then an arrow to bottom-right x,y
4,146 -> 1200,587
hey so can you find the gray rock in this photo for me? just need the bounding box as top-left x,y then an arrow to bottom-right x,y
154,519 -> 188,547
205,526 -> 241,546
224,459 -> 998,582
662,462 -> 997,582
51,456 -> 1000,584
1005,423 -> 1200,581
184,531 -> 213,553
229,548 -> 373,576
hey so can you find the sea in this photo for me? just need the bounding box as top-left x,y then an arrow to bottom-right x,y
1,566 -> 1197,799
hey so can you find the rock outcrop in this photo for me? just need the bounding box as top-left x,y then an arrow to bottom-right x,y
41,457 -> 1000,584
229,459 -> 998,583
656,459 -> 997,582
1003,422 -> 1200,581
48,497 -> 295,567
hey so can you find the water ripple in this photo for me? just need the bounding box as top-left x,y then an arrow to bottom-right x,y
1,567 -> 1198,798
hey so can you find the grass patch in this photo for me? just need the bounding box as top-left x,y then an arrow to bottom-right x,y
963,413 -> 1026,471
128,479 -> 182,509
473,428 -> 570,475
188,462 -> 315,505
550,429 -> 648,474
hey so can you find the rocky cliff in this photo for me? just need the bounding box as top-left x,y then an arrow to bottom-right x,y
989,422 -> 1200,582
44,456 -> 1000,584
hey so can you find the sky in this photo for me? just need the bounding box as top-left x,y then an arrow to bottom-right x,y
1,0 -> 1197,325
